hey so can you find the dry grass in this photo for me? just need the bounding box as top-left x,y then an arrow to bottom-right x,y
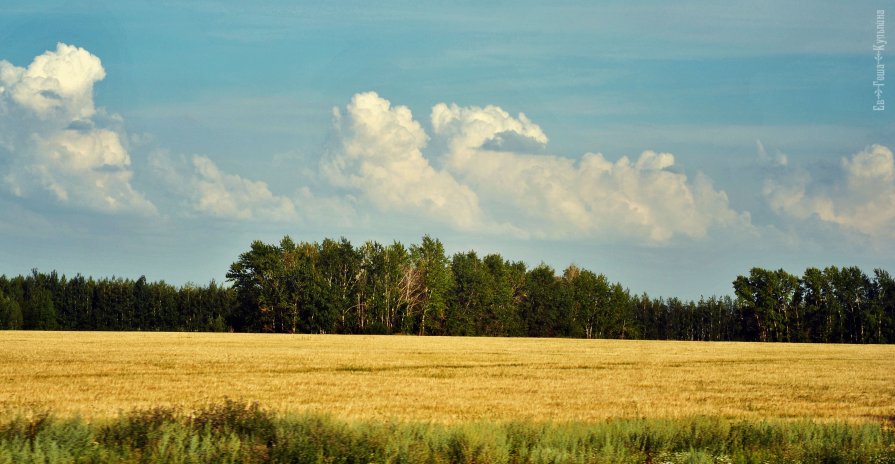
0,331 -> 892,423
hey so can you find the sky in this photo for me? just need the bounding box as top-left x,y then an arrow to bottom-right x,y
1,1 -> 893,299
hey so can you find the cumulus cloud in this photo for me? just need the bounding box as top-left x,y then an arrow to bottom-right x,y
3,43 -> 105,120
321,92 -> 748,242
0,44 -> 342,225
431,102 -> 548,153
322,92 -> 490,231
0,43 -> 154,214
430,100 -> 747,241
843,144 -> 894,186
765,144 -> 895,238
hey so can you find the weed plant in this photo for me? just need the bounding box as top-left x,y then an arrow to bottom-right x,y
1,401 -> 893,463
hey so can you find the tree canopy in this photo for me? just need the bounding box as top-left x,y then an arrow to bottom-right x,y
1,236 -> 893,343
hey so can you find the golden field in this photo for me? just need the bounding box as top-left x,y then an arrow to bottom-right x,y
0,331 -> 892,423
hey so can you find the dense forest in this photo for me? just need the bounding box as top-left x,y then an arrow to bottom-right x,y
1,235 -> 893,343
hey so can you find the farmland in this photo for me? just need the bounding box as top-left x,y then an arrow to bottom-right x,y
2,331 -> 893,422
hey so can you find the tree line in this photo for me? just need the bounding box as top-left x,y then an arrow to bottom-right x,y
0,271 -> 231,332
1,235 -> 893,343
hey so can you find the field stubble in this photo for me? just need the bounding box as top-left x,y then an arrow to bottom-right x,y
0,331 -> 892,423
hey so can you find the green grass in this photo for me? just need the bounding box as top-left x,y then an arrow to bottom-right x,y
2,401 -> 894,463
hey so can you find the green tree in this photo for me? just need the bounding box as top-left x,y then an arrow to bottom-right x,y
871,269 -> 895,343
290,240 -> 335,334
734,268 -> 799,342
563,266 -> 612,339
226,239 -> 288,332
796,267 -> 831,342
358,241 -> 408,333
0,293 -> 23,329
481,254 -> 526,336
408,236 -> 453,335
318,238 -> 361,333
608,284 -> 631,338
24,286 -> 57,330
818,266 -> 848,343
522,264 -> 570,337
829,266 -> 871,343
64,275 -> 94,330
633,293 -> 663,340
447,251 -> 488,336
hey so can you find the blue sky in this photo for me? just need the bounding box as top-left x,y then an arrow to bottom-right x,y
1,1 -> 893,298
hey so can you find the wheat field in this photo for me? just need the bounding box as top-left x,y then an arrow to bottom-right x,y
0,331 -> 892,423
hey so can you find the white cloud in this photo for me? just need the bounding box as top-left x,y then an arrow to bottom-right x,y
150,151 -> 355,225
431,101 -> 747,241
843,144 -> 894,186
148,151 -> 298,221
0,43 -> 154,214
190,155 -> 297,221
0,44 -> 757,243
764,144 -> 895,238
431,102 -> 548,153
3,43 -> 105,120
321,92 -> 749,242
322,92 -> 490,231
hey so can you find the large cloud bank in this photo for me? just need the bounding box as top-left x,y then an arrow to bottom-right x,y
324,92 -> 748,241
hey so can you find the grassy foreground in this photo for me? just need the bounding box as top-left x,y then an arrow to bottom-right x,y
2,400 -> 894,463
1,331 -> 894,422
